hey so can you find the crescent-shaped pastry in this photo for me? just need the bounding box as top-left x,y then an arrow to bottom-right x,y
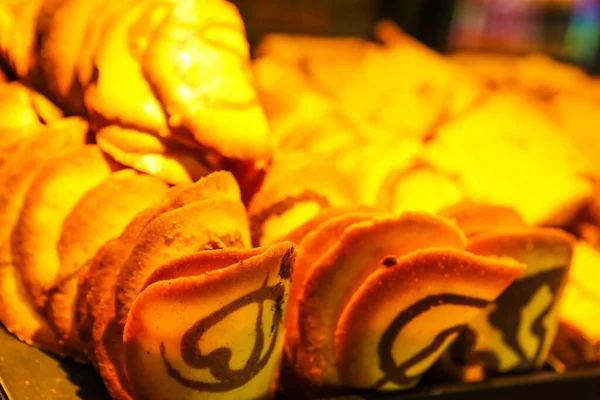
0,118 -> 88,352
284,210 -> 383,356
83,0 -> 169,135
123,243 -> 295,400
0,0 -> 43,78
295,213 -> 467,388
334,249 -> 524,390
46,170 -> 169,354
454,229 -> 574,374
114,197 -> 250,326
87,231 -> 161,398
286,212 -> 526,395
13,145 -> 119,312
96,126 -> 215,185
142,0 -> 270,160
86,171 -> 248,398
34,0 -> 108,114
248,152 -> 354,246
75,0 -> 134,90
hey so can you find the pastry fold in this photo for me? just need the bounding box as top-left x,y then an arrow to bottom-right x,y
284,210 -> 525,395
46,170 -> 169,355
441,205 -> 574,377
78,171 -> 252,398
13,145 -> 120,312
124,243 -> 294,400
0,118 -> 89,353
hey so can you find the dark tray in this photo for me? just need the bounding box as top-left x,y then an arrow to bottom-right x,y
2,327 -> 600,400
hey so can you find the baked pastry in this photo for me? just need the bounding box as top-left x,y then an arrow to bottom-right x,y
0,0 -> 270,162
77,172 -> 251,398
95,126 -> 216,185
46,170 -> 169,355
124,243 -> 294,400
454,229 -> 573,374
0,117 -> 89,353
248,152 -> 355,246
552,241 -> 600,368
13,145 -> 119,312
282,210 -> 525,396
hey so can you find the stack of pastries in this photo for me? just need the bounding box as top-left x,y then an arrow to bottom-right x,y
0,3 -> 597,400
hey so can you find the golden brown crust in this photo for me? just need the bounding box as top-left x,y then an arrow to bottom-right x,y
0,82 -> 45,131
142,0 -> 270,160
113,197 -> 250,326
295,213 -> 466,386
83,0 -> 169,135
141,247 -> 264,290
34,0 -> 104,114
13,145 -> 119,312
123,243 -> 294,400
85,172 -> 247,398
0,118 -> 88,353
96,126 -> 214,184
334,249 -> 524,390
285,211 -> 382,358
455,228 -> 574,374
46,170 -> 169,353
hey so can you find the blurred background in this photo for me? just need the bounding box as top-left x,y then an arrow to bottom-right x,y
232,0 -> 600,74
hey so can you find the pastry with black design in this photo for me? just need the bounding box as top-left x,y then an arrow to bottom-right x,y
78,171 -> 250,398
552,241 -> 600,368
281,210 -> 525,396
124,243 -> 294,400
441,205 -> 574,376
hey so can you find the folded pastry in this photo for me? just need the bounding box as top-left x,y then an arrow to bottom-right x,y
124,242 -> 294,400
0,0 -> 271,164
552,241 -> 600,368
280,209 -> 384,356
441,207 -> 574,376
0,117 -> 89,353
96,126 -> 216,185
81,171 -> 251,398
45,170 -> 169,354
248,152 -> 355,246
284,211 -> 525,395
13,145 -> 120,312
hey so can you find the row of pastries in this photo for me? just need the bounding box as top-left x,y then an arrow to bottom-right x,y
0,2 -> 598,400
